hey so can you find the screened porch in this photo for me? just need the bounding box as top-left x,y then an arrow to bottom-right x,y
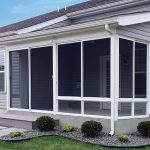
5,36 -> 148,119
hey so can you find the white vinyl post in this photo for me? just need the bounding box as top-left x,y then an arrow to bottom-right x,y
28,48 -> 31,111
6,48 -> 10,111
114,35 -> 119,121
81,41 -> 84,115
53,42 -> 58,114
147,43 -> 150,116
110,35 -> 115,134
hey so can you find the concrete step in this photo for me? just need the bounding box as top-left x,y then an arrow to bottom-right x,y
0,111 -> 59,130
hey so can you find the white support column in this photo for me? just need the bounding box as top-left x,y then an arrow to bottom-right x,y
6,48 -> 10,111
53,42 -> 58,115
28,48 -> 31,111
110,35 -> 115,134
81,41 -> 84,115
110,34 -> 119,134
147,43 -> 150,116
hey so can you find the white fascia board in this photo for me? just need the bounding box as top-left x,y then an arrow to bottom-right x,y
117,12 -> 150,26
17,15 -> 68,34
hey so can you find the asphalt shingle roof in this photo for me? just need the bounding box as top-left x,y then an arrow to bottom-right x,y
0,0 -> 122,33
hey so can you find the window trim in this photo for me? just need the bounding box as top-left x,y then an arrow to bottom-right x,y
57,36 -> 112,118
119,37 -> 148,98
0,50 -> 6,93
118,36 -> 149,118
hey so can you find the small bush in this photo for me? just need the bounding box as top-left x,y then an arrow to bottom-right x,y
9,131 -> 23,138
81,121 -> 103,137
137,121 -> 150,137
118,134 -> 129,142
61,125 -> 75,132
36,116 -> 55,132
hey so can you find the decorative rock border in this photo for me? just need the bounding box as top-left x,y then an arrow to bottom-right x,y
0,129 -> 150,148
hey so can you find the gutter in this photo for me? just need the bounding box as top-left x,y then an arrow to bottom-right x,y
105,24 -> 113,34
67,0 -> 150,19
0,31 -> 17,38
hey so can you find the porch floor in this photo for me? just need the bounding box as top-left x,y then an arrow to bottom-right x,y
0,109 -> 43,122
0,109 -> 59,129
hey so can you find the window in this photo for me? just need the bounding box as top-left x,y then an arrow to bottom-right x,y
83,38 -> 111,97
58,42 -> 81,96
119,39 -> 147,98
57,38 -> 111,116
134,102 -> 146,116
119,38 -> 147,117
10,50 -> 29,109
58,100 -> 81,114
135,42 -> 147,98
84,101 -> 111,116
118,102 -> 132,117
0,51 -> 5,92
119,39 -> 133,98
31,47 -> 53,111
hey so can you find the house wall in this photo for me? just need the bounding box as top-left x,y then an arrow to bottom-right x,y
117,22 -> 150,42
0,94 -> 6,108
115,118 -> 150,134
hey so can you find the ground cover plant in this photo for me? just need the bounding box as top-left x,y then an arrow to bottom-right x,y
61,125 -> 75,132
9,131 -> 23,138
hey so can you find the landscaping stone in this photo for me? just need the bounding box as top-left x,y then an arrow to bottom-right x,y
0,126 -> 7,130
0,128 -> 27,137
0,128 -> 150,148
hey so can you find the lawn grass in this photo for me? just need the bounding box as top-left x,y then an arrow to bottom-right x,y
0,136 -> 149,150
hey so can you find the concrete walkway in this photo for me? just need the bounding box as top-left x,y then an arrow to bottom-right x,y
0,127 -> 27,137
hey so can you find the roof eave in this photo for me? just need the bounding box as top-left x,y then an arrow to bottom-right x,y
0,18 -> 118,44
67,0 -> 150,19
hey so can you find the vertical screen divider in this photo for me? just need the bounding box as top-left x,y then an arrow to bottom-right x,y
28,48 -> 31,111
81,41 -> 84,115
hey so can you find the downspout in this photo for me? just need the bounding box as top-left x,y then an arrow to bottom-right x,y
105,24 -> 115,136
105,24 -> 113,35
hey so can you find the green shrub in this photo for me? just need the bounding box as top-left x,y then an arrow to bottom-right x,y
36,116 -> 55,132
9,131 -> 23,138
137,121 -> 150,137
118,134 -> 129,142
81,121 -> 103,137
61,125 -> 75,132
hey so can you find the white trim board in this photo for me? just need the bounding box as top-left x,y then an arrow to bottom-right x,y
117,12 -> 150,26
17,15 -> 68,34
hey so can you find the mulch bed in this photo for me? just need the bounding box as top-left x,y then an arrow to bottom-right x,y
0,128 -> 150,148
